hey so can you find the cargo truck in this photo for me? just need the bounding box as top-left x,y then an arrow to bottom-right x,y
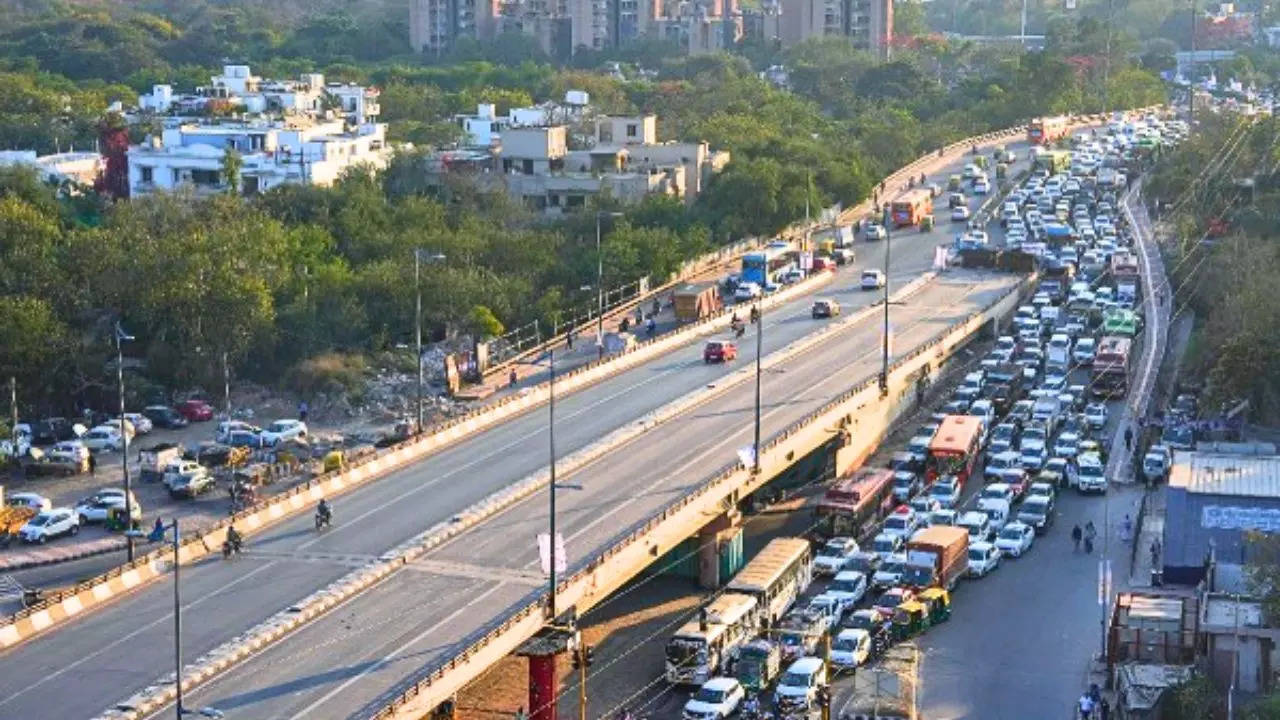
672,282 -> 723,322
900,525 -> 969,591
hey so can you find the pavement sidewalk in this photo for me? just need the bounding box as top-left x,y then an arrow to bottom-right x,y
0,536 -> 127,572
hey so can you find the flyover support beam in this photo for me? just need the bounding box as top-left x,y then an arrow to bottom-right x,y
697,508 -> 742,590
527,653 -> 557,720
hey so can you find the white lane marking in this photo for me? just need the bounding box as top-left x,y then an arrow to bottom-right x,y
291,582 -> 508,719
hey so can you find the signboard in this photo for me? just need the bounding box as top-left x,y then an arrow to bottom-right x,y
1202,505 -> 1280,533
538,531 -> 567,575
799,252 -> 813,271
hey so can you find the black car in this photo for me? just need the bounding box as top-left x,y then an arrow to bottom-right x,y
1016,495 -> 1056,534
29,417 -> 74,446
143,405 -> 189,430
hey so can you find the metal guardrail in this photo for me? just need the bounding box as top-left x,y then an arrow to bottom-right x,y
370,270 -> 1039,719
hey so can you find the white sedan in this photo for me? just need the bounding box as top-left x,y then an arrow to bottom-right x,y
81,425 -> 126,452
1085,402 -> 1109,429
260,419 -> 308,446
994,522 -> 1036,558
682,677 -> 744,719
951,206 -> 971,221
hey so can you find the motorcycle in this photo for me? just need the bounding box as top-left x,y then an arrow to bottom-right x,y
222,534 -> 243,558
731,319 -> 745,338
315,507 -> 332,531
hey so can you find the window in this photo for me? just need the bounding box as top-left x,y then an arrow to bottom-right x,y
522,159 -> 534,175
626,124 -> 638,138
139,166 -> 153,184
190,169 -> 220,186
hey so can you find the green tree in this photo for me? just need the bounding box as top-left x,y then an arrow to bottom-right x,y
221,148 -> 243,195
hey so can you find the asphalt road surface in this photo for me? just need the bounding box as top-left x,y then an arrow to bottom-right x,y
0,144 -> 1035,720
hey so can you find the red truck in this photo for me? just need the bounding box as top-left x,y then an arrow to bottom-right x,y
901,526 -> 969,591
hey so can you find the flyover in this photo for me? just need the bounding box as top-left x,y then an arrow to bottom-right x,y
141,270 -> 1030,720
0,136 -> 1037,720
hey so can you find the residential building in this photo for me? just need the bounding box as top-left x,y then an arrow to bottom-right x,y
453,92 -> 592,148
1162,444 -> 1280,585
0,151 -> 102,186
137,66 -> 380,126
655,0 -> 743,53
481,114 -> 727,213
410,0 -> 501,52
127,119 -> 390,197
765,0 -> 892,59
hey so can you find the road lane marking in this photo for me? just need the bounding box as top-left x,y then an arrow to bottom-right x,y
291,582 -> 509,720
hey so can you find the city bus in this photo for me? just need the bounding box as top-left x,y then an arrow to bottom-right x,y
1092,336 -> 1133,398
1110,251 -> 1140,286
1028,116 -> 1069,145
741,245 -> 791,286
1102,309 -> 1140,338
925,415 -> 984,487
664,592 -> 760,685
725,537 -> 813,627
891,189 -> 934,228
814,467 -> 895,538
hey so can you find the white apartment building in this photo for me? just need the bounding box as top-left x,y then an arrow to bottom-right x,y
0,151 -> 102,186
127,120 -> 390,197
454,91 -> 591,147
137,65 -> 380,126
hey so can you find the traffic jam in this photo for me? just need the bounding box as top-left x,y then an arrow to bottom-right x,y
664,111 -> 1185,720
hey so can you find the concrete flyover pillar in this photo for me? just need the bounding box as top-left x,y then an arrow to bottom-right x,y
698,508 -> 742,589
526,653 -> 557,720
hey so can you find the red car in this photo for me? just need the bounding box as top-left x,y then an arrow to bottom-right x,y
175,399 -> 215,422
703,339 -> 738,364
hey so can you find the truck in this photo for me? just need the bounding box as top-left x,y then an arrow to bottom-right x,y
139,443 -> 185,482
900,525 -> 969,591
843,644 -> 919,720
672,282 -> 723,323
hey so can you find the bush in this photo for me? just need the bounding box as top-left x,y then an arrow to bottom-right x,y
284,352 -> 368,397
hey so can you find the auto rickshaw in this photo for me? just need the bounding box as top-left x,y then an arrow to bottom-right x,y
996,162 -> 1008,179
921,216 -> 935,232
919,587 -> 952,624
323,449 -> 345,473
105,505 -> 135,533
974,155 -> 989,169
892,600 -> 930,641
948,174 -> 962,191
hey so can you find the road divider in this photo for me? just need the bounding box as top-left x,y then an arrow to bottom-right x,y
93,273 -> 939,720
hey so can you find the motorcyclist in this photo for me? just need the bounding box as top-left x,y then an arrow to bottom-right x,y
224,524 -> 243,556
749,306 -> 760,324
317,498 -> 332,524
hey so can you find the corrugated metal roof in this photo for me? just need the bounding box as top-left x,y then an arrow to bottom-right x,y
1169,451 -> 1280,497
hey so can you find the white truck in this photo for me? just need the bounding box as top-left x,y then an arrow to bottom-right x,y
1046,333 -> 1071,371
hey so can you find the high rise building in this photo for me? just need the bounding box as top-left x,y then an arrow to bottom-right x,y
759,0 -> 891,59
410,0 -> 501,53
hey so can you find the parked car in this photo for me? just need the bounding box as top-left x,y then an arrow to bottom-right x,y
144,405 -> 189,430
19,508 -> 79,544
81,425 -> 126,452
28,418 -> 74,446
216,420 -> 263,444
122,413 -> 153,435
703,340 -> 738,364
169,467 -> 215,498
6,492 -> 51,512
176,399 -> 215,422
260,419 -> 309,446
74,492 -> 142,525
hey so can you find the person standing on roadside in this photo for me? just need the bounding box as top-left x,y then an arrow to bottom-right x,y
88,451 -> 97,476
1072,524 -> 1083,552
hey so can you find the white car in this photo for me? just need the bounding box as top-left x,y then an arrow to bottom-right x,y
1077,453 -> 1108,494
827,571 -> 869,606
861,269 -> 886,290
951,205 -> 972,221
81,425 -> 126,452
123,413 -> 153,435
1073,337 -> 1097,365
871,533 -> 904,559
1084,402 -> 1109,429
733,282 -> 763,302
968,541 -> 1002,577
19,508 -> 79,544
829,629 -> 872,670
74,493 -> 142,525
928,479 -> 961,509
6,492 -> 51,512
48,440 -> 90,465
1053,432 -> 1081,459
682,677 -> 744,720
260,419 -> 308,446
871,553 -> 906,588
813,537 -> 860,576
216,420 -> 263,443
973,178 -> 991,195
994,522 -> 1035,558
864,223 -> 887,241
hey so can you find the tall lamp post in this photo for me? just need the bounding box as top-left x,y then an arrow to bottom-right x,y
147,518 -> 224,720
116,323 -> 136,561
880,208 -> 892,396
753,301 -> 763,474
516,350 -> 563,618
594,212 -> 623,357
413,250 -> 446,434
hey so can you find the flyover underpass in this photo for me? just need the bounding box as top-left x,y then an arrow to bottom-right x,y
157,271 -> 1026,720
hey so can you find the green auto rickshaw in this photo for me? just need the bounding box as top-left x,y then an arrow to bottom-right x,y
920,587 -> 952,624
892,600 -> 930,641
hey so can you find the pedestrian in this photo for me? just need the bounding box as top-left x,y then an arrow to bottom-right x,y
1100,697 -> 1111,720
88,451 -> 96,476
646,316 -> 656,337
152,516 -> 164,539
1084,536 -> 1094,554
1078,692 -> 1096,719
1072,524 -> 1083,552
1085,521 -> 1097,543
1124,427 -> 1133,452
566,329 -> 574,350
509,369 -> 518,389
298,400 -> 309,422
1150,538 -> 1161,567
1122,514 -> 1133,541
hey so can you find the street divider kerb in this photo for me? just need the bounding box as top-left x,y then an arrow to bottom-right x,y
367,271 -> 1042,720
0,269 -> 836,652
92,272 -> 940,720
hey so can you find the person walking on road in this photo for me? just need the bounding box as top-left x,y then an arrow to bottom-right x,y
1122,514 -> 1133,542
88,451 -> 96,476
566,329 -> 574,350
1150,538 -> 1162,568
1124,426 -> 1134,452
509,369 -> 518,389
1072,524 -> 1083,552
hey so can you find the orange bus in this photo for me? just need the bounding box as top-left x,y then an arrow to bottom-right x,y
926,415 -> 984,487
1027,116 -> 1069,145
890,189 -> 933,228
814,468 -> 895,537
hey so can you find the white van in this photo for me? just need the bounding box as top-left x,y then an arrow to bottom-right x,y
958,511 -> 993,543
977,498 -> 1012,534
775,657 -> 827,712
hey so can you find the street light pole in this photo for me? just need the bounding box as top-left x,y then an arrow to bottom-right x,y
880,209 -> 892,395
172,517 -> 184,720
414,249 -> 423,434
753,302 -> 763,474
595,214 -> 605,351
116,323 -> 135,561
547,348 -> 558,619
